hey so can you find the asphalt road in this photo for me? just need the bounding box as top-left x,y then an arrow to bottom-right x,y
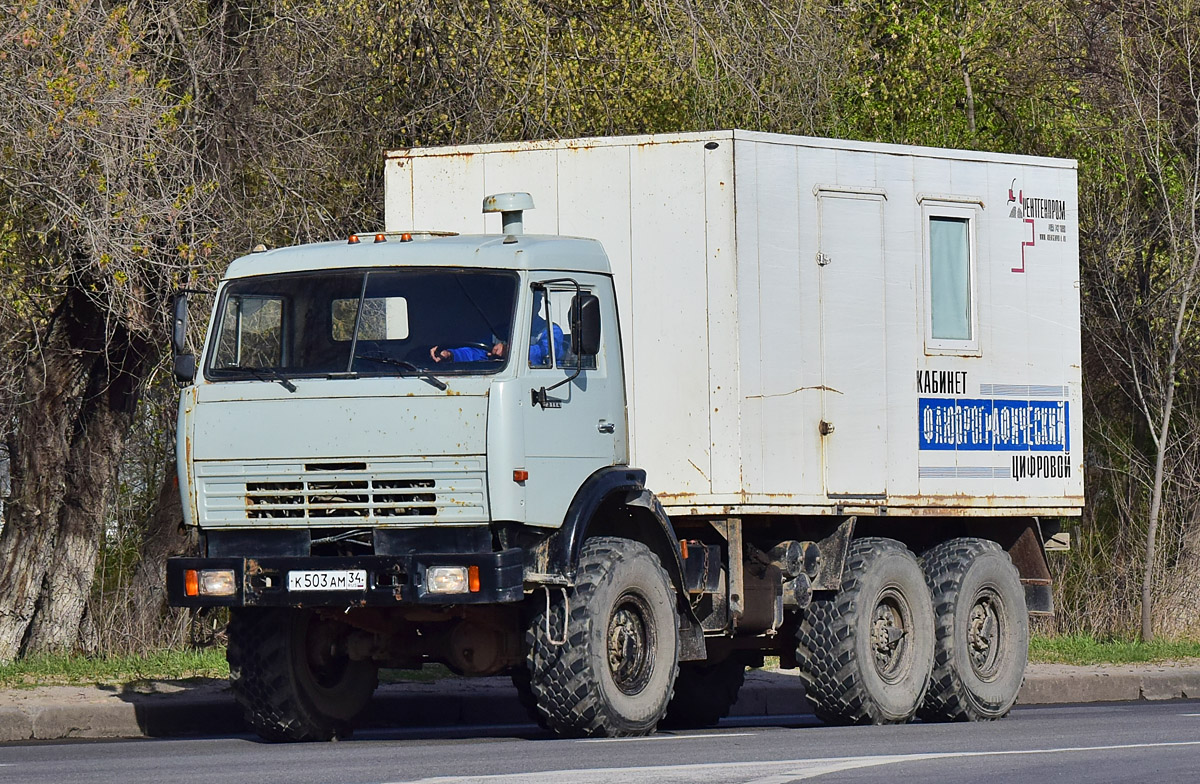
2,700 -> 1198,784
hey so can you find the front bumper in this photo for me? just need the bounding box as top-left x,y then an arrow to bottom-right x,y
166,549 -> 525,607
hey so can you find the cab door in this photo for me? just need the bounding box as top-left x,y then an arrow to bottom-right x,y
520,274 -> 626,527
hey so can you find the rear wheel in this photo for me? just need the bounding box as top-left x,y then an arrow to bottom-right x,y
796,537 -> 934,725
227,608 -> 378,741
918,538 -> 1028,722
522,536 -> 680,737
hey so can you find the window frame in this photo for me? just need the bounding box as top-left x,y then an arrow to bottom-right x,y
922,202 -> 981,356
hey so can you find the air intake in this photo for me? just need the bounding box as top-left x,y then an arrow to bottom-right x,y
482,192 -> 534,235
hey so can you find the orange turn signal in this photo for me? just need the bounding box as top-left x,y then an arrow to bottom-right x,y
468,565 -> 481,593
184,569 -> 199,597
513,469 -> 529,482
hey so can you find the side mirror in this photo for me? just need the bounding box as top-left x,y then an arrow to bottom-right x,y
171,292 -> 189,355
174,353 -> 196,384
571,294 -> 601,357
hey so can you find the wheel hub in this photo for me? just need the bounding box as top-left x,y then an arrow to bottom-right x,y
870,588 -> 912,683
607,594 -> 655,695
968,591 -> 1003,679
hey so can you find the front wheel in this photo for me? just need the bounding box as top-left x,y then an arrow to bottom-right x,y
796,537 -> 935,725
522,536 -> 680,737
918,538 -> 1028,722
227,608 -> 378,741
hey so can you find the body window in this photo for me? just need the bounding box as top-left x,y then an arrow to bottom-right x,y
929,216 -> 971,340
923,204 -> 980,355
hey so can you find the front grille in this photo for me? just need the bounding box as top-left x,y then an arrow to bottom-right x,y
245,477 -> 439,519
197,458 -> 487,526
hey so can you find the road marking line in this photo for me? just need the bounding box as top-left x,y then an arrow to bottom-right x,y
385,740 -> 1200,784
578,732 -> 758,743
744,741 -> 1200,783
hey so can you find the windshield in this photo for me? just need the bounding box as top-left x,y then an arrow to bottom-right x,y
205,267 -> 519,380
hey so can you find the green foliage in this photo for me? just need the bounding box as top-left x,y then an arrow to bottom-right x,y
829,0 -> 1085,154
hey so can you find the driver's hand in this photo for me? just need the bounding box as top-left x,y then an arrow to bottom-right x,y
430,346 -> 451,363
489,342 -> 507,358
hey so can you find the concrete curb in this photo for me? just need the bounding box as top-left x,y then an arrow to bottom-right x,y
1,663 -> 1198,742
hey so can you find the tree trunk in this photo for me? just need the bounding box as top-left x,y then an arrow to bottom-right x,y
0,286 -> 155,660
128,469 -> 193,647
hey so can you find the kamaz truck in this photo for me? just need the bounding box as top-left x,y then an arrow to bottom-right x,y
167,131 -> 1081,740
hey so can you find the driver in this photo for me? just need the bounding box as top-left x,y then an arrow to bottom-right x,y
431,291 -> 565,365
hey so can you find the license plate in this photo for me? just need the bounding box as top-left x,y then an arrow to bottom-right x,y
287,569 -> 367,591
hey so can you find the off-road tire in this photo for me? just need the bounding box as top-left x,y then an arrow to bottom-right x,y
660,656 -> 747,729
522,536 -> 680,737
918,538 -> 1028,722
796,537 -> 935,725
227,607 -> 378,741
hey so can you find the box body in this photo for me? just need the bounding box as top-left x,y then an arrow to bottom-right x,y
384,130 -> 1083,517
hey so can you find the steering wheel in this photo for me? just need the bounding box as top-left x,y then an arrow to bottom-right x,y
435,342 -> 502,361
455,342 -> 495,353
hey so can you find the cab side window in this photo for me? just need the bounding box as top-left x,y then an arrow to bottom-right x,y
528,288 -> 597,369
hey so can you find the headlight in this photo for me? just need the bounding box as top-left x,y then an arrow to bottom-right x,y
426,566 -> 469,594
199,569 -> 237,596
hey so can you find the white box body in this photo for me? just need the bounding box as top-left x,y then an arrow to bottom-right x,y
384,130 -> 1083,517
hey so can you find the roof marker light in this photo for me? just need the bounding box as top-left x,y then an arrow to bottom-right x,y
400,233 -> 413,242
374,233 -> 387,243
348,235 -> 360,244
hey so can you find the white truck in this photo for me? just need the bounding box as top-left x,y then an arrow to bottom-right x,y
168,130 -> 1081,740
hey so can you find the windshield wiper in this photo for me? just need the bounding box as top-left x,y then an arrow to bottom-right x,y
219,365 -> 297,393
354,354 -> 448,391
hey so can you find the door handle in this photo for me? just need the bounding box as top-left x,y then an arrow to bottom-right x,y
597,420 -> 616,434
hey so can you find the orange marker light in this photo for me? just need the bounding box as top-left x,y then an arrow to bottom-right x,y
347,234 -> 360,244
468,565 -> 481,593
513,469 -> 529,482
400,233 -> 413,242
184,569 -> 199,597
374,233 -> 387,243
679,539 -> 689,560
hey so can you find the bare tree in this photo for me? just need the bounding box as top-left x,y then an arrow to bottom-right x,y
0,0 -> 220,659
1079,0 -> 1200,641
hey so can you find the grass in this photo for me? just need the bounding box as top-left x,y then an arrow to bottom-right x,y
0,648 -> 457,689
1029,634 -> 1200,665
0,648 -> 229,689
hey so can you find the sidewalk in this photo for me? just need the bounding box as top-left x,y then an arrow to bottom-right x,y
1,662 -> 1197,742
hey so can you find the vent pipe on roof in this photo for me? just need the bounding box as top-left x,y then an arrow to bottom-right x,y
482,192 -> 534,236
